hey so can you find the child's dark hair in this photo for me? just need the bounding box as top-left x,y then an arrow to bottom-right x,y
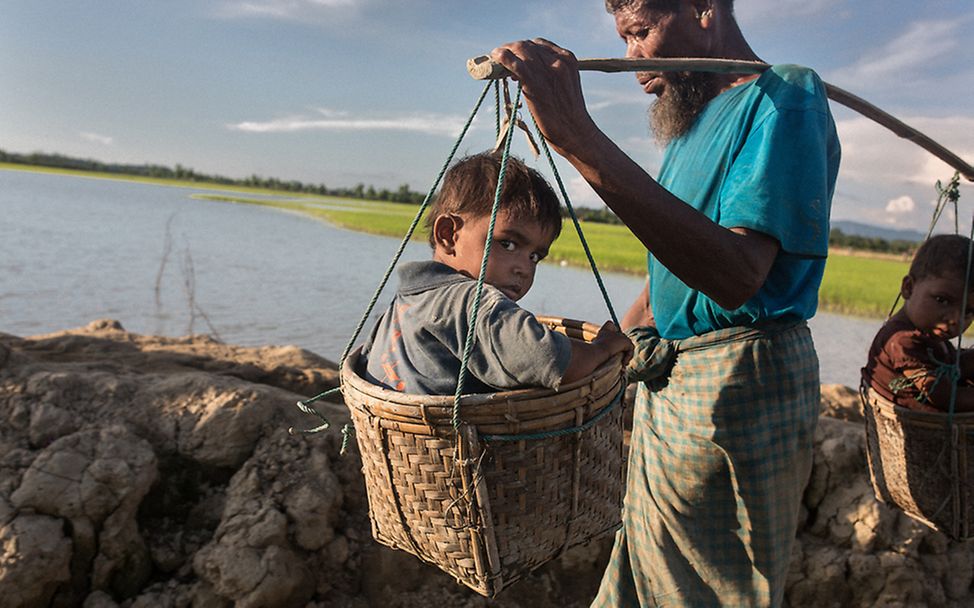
909,234 -> 974,285
426,152 -> 562,246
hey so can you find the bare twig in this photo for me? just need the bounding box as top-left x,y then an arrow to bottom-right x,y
178,244 -> 223,341
155,213 -> 175,311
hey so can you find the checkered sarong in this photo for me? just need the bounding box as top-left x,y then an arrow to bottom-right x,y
593,322 -> 820,607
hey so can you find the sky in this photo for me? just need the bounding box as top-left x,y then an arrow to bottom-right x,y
2,0 -> 972,232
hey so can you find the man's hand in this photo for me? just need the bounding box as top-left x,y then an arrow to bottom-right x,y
490,38 -> 598,157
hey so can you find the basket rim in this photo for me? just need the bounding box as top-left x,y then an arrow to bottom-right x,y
341,315 -> 622,409
863,385 -> 974,423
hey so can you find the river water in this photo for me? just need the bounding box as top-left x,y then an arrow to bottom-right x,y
1,169 -> 877,387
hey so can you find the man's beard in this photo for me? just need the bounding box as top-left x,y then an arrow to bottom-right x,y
650,71 -> 721,146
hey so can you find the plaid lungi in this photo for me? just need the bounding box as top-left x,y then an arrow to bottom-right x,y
593,322 -> 819,607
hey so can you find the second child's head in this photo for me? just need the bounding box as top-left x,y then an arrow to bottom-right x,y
901,234 -> 974,340
427,152 -> 562,301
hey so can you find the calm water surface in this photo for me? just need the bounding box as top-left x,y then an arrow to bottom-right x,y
2,169 -> 877,387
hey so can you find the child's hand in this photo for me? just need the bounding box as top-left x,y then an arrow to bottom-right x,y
594,321 -> 634,366
561,321 -> 634,385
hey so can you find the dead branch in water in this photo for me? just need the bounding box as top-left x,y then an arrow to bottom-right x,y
179,245 -> 222,341
155,213 -> 175,312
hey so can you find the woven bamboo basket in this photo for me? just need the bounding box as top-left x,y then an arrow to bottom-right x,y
341,316 -> 626,597
860,385 -> 974,540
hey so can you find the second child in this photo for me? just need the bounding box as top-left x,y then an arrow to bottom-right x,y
863,234 -> 974,412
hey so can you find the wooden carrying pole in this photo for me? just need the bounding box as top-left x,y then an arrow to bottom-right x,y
467,56 -> 974,183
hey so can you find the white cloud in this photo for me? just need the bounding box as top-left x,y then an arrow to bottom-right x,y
885,195 -> 915,214
79,131 -> 114,145
829,18 -> 963,89
835,114 -> 974,187
566,175 -> 601,208
217,0 -> 361,20
227,109 -> 467,137
586,88 -> 648,112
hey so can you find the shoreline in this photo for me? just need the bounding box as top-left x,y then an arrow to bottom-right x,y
2,163 -> 904,319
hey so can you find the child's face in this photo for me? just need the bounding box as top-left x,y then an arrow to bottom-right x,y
901,273 -> 974,340
433,210 -> 555,301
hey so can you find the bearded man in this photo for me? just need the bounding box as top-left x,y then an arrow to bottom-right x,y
492,0 -> 840,606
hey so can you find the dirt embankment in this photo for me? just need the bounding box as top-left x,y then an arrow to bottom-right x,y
1,320 -> 973,607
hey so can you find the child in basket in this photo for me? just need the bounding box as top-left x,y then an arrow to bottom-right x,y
362,152 -> 632,395
863,234 -> 974,413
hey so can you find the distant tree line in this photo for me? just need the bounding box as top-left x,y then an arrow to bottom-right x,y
0,148 -> 426,204
829,228 -> 916,255
0,148 -> 924,254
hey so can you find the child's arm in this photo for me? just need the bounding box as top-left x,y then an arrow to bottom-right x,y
911,366 -> 974,413
561,322 -> 634,385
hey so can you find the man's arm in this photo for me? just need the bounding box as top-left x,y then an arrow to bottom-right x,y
621,280 -> 653,331
492,39 -> 779,309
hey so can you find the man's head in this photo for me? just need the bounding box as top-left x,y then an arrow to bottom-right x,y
427,152 -> 562,301
901,234 -> 974,339
607,0 -> 739,144
604,0 -> 733,15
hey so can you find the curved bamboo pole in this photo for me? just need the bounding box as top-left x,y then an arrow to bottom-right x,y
466,56 -> 974,182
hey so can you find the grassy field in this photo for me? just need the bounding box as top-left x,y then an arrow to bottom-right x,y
5,163 -> 909,319
819,254 -> 906,318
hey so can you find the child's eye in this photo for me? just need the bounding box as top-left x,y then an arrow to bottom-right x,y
498,240 -> 516,252
935,296 -> 950,305
530,252 -> 545,264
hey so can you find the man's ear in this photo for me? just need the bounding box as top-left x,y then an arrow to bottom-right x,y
432,214 -> 462,255
901,275 -> 915,300
689,0 -> 715,27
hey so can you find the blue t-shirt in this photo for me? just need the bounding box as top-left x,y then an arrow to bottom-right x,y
650,64 -> 841,339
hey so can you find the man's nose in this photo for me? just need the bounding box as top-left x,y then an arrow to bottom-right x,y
626,40 -> 641,59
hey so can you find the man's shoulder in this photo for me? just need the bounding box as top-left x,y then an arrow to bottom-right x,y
757,64 -> 829,112
768,64 -> 822,84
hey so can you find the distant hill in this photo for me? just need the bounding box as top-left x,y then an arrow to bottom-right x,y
831,220 -> 924,243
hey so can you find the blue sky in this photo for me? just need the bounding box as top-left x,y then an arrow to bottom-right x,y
2,0 -> 972,231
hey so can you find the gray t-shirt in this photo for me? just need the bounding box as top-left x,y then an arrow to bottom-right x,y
362,260 -> 572,395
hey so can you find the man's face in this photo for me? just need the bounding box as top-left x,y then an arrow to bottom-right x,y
614,1 -> 720,143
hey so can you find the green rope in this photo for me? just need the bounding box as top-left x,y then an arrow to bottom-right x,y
296,79 -> 624,445
886,172 -> 963,320
531,113 -> 619,327
452,83 -> 524,430
293,81 -> 493,435
494,80 -> 501,139
946,201 -> 974,425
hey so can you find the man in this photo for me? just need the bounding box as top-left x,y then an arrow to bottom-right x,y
492,0 -> 840,605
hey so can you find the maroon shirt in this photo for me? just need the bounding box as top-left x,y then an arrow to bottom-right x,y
863,313 -> 957,413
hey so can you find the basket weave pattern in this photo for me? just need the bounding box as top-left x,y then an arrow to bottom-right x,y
862,386 -> 974,540
342,317 -> 626,597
